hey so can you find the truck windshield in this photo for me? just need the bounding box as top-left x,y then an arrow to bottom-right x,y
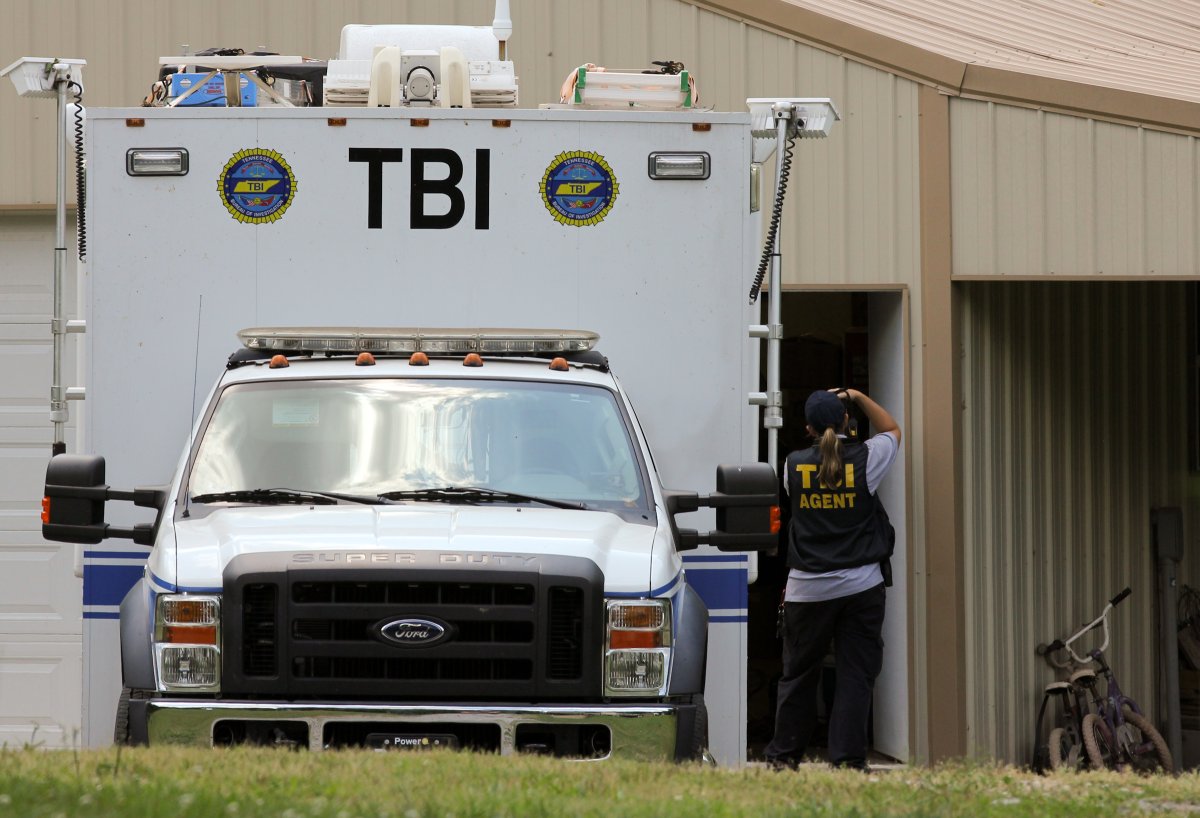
187,378 -> 648,512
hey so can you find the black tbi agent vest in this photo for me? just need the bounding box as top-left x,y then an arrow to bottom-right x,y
785,441 -> 891,573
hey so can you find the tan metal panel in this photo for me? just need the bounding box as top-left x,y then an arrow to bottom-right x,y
771,57 -> 920,288
952,98 -> 1200,278
961,281 -> 1190,763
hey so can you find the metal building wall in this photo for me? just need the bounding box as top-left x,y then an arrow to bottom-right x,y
961,280 -> 1193,763
950,98 -> 1200,279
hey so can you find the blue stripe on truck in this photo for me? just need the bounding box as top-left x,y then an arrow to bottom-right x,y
685,567 -> 748,612
82,563 -> 145,606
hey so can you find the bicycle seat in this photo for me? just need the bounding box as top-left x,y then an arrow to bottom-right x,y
1043,681 -> 1072,693
1069,668 -> 1097,684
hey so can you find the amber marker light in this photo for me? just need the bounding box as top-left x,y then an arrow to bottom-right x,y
411,119 -> 430,127
770,505 -> 781,534
463,353 -> 483,367
409,352 -> 430,366
355,352 -> 376,366
269,354 -> 289,368
41,497 -> 50,524
549,357 -> 569,371
162,624 -> 217,645
609,630 -> 660,649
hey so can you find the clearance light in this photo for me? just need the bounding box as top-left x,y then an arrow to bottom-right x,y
126,148 -> 189,176
549,357 -> 569,371
605,599 -> 671,696
238,327 -> 599,356
41,497 -> 50,524
463,353 -> 483,367
355,352 -> 376,366
409,352 -> 429,366
155,594 -> 221,691
647,152 -> 709,180
269,354 -> 289,369
770,505 -> 781,534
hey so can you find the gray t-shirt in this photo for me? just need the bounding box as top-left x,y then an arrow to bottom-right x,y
784,430 -> 899,603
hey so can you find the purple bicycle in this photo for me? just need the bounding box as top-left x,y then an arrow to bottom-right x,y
1042,588 -> 1173,773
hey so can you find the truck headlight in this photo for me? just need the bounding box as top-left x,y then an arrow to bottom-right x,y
604,599 -> 671,696
154,594 -> 221,691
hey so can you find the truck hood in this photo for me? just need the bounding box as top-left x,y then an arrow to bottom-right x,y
159,505 -> 672,596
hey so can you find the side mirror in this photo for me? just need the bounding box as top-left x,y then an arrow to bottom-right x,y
669,463 -> 779,551
42,454 -> 108,543
43,454 -> 165,545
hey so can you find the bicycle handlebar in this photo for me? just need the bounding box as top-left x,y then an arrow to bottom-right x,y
1041,588 -> 1131,667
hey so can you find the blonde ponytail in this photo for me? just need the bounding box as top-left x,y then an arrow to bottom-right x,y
817,426 -> 844,489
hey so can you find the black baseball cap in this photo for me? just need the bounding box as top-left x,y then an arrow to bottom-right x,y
805,390 -> 847,433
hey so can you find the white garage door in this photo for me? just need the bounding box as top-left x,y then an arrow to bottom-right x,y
0,213 -> 82,748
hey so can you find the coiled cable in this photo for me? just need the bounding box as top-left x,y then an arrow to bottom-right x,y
748,134 -> 795,305
68,80 -> 86,261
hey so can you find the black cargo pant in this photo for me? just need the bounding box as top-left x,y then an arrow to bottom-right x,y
764,582 -> 886,769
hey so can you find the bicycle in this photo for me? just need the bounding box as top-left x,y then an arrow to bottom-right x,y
1035,621 -> 1105,771
1041,587 -> 1174,774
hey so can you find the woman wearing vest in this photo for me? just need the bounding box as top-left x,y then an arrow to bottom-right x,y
765,388 -> 901,771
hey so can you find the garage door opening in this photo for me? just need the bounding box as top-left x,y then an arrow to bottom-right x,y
747,289 -> 909,764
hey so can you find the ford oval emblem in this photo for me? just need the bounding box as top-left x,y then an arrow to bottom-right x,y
376,617 -> 451,648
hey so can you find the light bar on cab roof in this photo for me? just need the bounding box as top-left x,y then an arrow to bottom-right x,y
237,327 -> 600,355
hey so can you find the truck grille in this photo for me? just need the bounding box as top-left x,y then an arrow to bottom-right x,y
221,552 -> 604,700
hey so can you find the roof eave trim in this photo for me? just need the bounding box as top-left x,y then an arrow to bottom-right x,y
962,64 -> 1200,134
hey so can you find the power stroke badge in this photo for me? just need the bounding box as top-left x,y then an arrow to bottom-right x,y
218,148 -> 296,224
540,150 -> 618,226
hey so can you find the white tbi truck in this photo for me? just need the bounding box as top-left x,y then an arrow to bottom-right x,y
35,16 -> 834,763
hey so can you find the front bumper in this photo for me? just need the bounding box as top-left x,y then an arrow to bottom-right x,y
137,700 -> 697,761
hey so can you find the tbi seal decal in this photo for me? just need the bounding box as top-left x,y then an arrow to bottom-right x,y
218,148 -> 296,224
540,151 -> 618,226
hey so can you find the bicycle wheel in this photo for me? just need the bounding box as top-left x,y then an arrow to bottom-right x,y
1120,707 -> 1174,774
1047,726 -> 1083,770
1082,713 -> 1117,770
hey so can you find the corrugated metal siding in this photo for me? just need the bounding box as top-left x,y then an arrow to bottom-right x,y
951,98 -> 1200,278
961,281 -> 1192,763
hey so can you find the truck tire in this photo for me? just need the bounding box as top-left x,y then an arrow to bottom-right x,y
113,687 -> 151,746
685,693 -> 709,762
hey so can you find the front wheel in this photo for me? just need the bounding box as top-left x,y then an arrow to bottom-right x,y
113,687 -> 151,746
682,693 -> 709,762
1082,713 -> 1117,770
1120,708 -> 1174,774
1048,726 -> 1082,770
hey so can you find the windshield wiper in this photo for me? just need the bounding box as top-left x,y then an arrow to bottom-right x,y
190,488 -> 384,505
377,486 -> 587,510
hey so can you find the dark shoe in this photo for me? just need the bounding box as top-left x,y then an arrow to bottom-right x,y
766,756 -> 801,771
832,759 -> 870,773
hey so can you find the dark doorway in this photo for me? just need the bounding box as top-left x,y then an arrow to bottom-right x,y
747,289 -> 909,763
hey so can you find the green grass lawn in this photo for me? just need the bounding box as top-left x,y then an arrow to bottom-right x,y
1,747 -> 1198,817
